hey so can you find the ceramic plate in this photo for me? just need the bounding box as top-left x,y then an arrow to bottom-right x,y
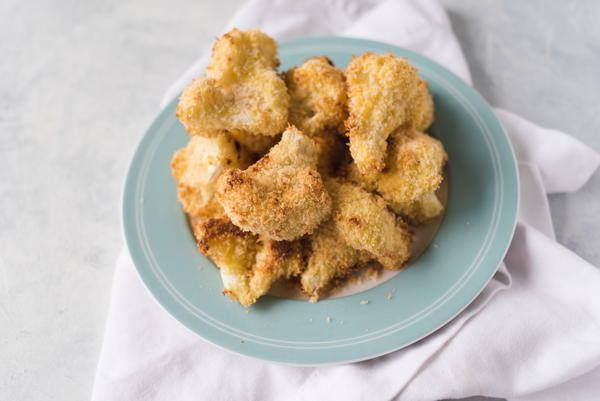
122,37 -> 519,365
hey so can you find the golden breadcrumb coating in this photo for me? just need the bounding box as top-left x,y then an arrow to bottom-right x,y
390,191 -> 444,225
327,178 -> 412,270
301,219 -> 368,301
229,129 -> 280,155
196,217 -> 306,306
176,29 -> 289,137
170,133 -> 252,219
216,126 -> 331,241
341,128 -> 447,207
285,56 -> 347,136
189,216 -> 210,244
377,128 -> 447,205
345,53 -> 433,175
250,239 -> 306,299
197,217 -> 260,306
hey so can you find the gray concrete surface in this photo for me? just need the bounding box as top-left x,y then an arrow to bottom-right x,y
0,0 -> 598,400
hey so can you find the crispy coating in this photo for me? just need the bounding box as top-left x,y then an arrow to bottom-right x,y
197,217 -> 260,306
301,219 -> 368,301
285,56 -> 347,136
345,53 -> 434,175
390,191 -> 444,225
170,133 -> 252,219
250,239 -> 306,299
189,216 -> 210,244
196,217 -> 305,306
216,126 -> 332,241
377,128 -> 447,205
342,128 -> 447,206
327,178 -> 412,270
176,29 -> 289,137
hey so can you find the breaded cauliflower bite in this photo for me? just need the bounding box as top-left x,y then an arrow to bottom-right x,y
176,29 -> 289,137
301,219 -> 369,301
196,217 -> 305,306
390,191 -> 444,225
285,56 -> 347,136
216,126 -> 332,241
327,178 -> 412,270
341,128 -> 447,217
251,239 -> 306,299
345,53 -> 434,175
197,217 -> 260,306
376,128 -> 447,205
170,132 -> 252,219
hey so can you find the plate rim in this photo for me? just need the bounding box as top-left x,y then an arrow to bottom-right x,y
122,36 -> 520,366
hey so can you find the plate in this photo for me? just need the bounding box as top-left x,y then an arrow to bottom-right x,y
122,37 -> 519,365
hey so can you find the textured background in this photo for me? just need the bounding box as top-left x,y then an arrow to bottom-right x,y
1,1 -> 598,400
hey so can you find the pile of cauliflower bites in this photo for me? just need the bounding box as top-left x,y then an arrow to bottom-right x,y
171,29 -> 447,306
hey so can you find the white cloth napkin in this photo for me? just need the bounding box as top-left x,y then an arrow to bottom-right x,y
92,1 -> 600,400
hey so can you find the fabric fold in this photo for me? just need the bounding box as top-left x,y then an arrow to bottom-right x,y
495,108 -> 600,194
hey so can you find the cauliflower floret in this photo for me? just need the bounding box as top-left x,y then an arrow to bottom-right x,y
285,56 -> 347,136
376,128 -> 447,205
176,29 -> 289,137
327,178 -> 412,270
196,217 -> 305,306
170,132 -> 252,219
390,191 -> 444,225
217,126 -> 331,241
345,53 -> 433,175
301,219 -> 369,301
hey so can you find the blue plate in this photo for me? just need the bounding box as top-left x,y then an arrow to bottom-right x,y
122,37 -> 519,365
